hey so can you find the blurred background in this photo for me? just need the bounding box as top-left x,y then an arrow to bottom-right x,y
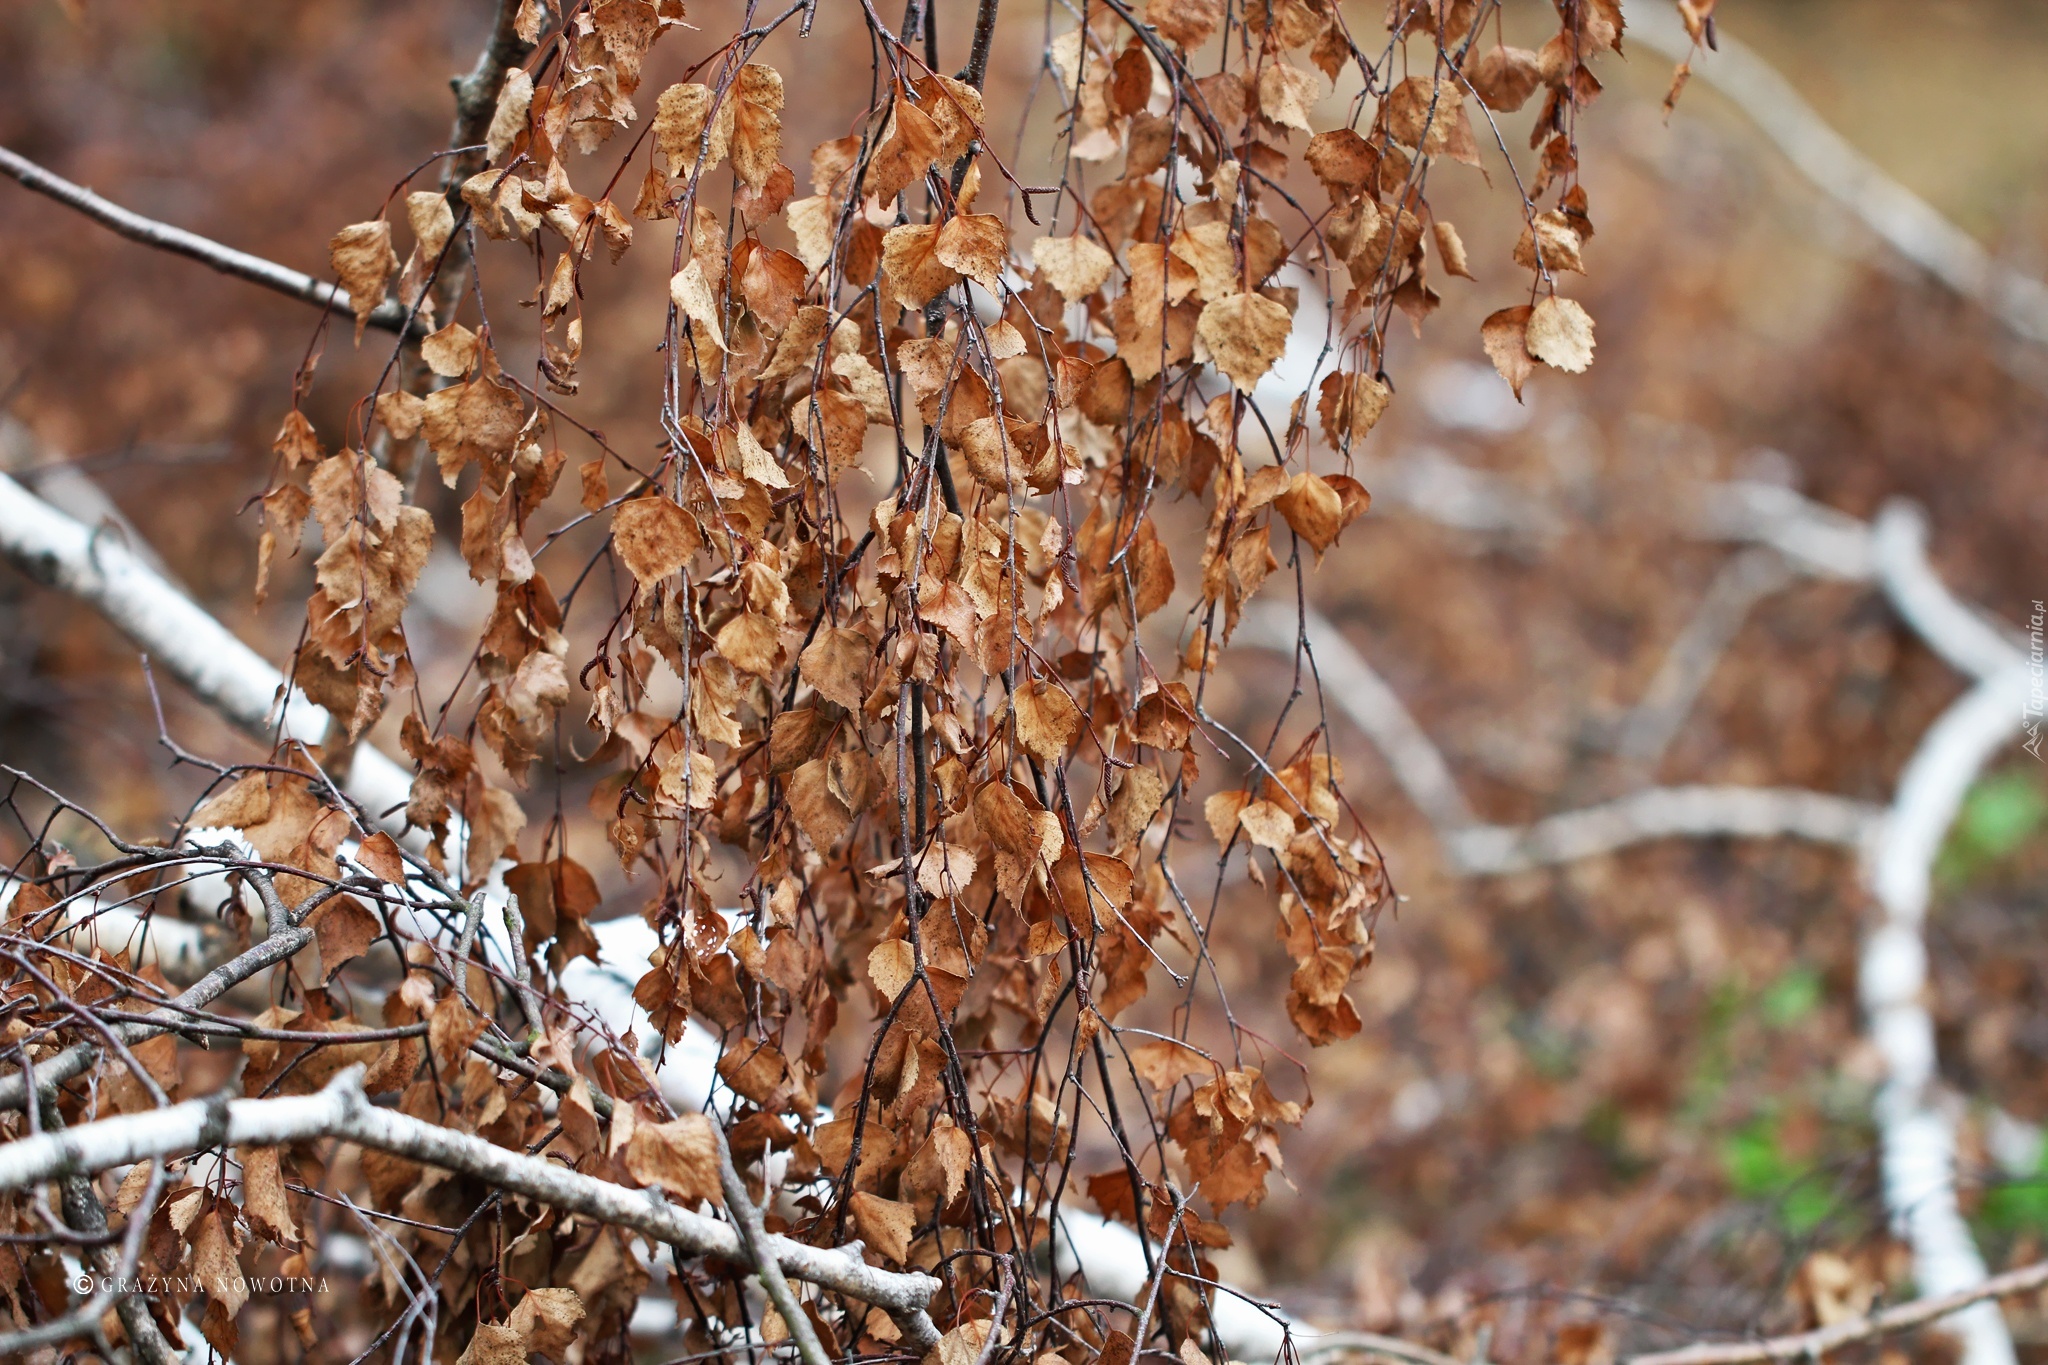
2,0 -> 2046,1357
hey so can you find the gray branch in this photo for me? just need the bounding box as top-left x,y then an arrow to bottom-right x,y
1627,0 -> 2048,348
0,144 -> 417,337
0,1067 -> 942,1345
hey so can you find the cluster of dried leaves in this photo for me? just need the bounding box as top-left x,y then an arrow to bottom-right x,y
4,0 -> 1656,1360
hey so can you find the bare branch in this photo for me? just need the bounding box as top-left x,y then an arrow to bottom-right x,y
1615,547 -> 1794,774
1691,480 -> 1876,580
1871,500 -> 2026,681
712,1113 -> 835,1365
0,144 -> 417,337
1628,1 -> 2048,348
0,1067 -> 944,1342
1624,1257 -> 2048,1365
1448,785 -> 1879,876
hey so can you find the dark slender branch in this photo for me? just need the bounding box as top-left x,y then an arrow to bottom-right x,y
0,144 -> 418,337
960,0 -> 1000,89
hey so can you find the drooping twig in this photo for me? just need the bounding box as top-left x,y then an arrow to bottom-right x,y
1232,603 -> 1477,836
0,468 -> 416,826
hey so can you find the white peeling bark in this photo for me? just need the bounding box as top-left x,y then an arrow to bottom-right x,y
0,1068 -> 942,1348
0,469 -> 417,824
1859,666 -> 2029,1365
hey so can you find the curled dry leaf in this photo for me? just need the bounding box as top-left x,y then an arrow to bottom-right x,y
1515,210 -> 1586,275
1317,370 -> 1392,447
1149,0 -> 1226,50
1433,220 -> 1475,279
849,1191 -> 918,1264
869,938 -> 916,1002
328,220 -> 399,341
1306,128 -> 1377,197
1469,45 -> 1544,111
669,258 -> 727,351
799,627 -> 869,709
730,64 -> 785,189
1237,798 -> 1298,850
485,68 -> 533,164
1481,304 -> 1537,398
655,82 -> 733,170
1257,62 -> 1323,133
421,322 -> 479,377
623,1113 -> 723,1204
882,222 -> 960,308
1012,678 -> 1082,763
1273,470 -> 1346,555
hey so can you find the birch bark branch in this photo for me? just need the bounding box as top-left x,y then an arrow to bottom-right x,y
1239,482 -> 2032,1365
1624,1256 -> 2048,1365
0,1067 -> 944,1346
1625,0 -> 2048,349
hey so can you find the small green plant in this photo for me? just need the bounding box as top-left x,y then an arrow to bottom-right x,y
1721,1114 -> 1838,1234
1937,770 -> 2047,885
1758,965 -> 1824,1029
1979,1147 -> 2048,1235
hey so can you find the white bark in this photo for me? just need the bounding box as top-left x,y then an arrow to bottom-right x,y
1449,786 -> 1878,876
1691,481 -> 1875,580
1859,665 -> 2030,1365
0,1067 -> 943,1348
1615,548 -> 1794,772
3,417 -> 2033,1359
1625,1 -> 2048,349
